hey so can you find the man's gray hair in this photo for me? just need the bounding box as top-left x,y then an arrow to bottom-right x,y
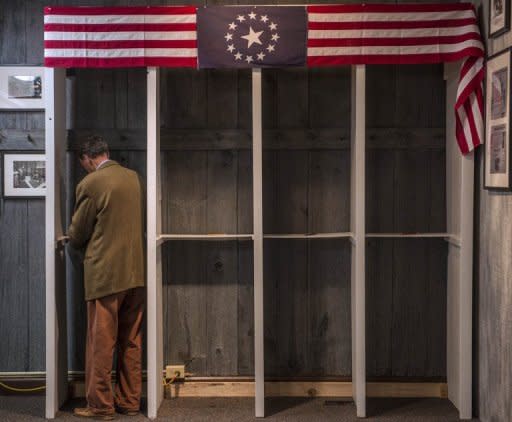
79,135 -> 109,159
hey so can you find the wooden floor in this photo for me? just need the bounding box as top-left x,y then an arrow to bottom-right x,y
0,397 -> 479,421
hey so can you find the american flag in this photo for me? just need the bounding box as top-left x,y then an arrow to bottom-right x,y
44,6 -> 197,68
306,3 -> 485,154
44,4 -> 484,154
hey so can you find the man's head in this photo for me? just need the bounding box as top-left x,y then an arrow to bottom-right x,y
78,135 -> 109,173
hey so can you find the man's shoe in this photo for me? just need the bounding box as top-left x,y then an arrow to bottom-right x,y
73,407 -> 115,421
116,407 -> 140,416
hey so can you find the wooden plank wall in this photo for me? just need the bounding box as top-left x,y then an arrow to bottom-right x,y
366,65 -> 447,378
159,66 -> 353,377
1,0 -> 447,380
477,1 -> 512,421
0,110 -> 45,372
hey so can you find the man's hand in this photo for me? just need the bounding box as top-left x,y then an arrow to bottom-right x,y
57,235 -> 70,244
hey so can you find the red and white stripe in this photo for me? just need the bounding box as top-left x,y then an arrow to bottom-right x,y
307,3 -> 485,154
44,4 -> 485,154
455,56 -> 484,154
307,4 -> 483,65
44,6 -> 197,68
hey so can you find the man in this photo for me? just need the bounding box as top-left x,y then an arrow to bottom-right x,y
68,136 -> 145,420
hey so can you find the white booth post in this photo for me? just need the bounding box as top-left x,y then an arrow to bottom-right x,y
146,66 -> 164,419
45,67 -> 68,419
252,68 -> 265,418
445,62 -> 474,420
350,64 -> 366,418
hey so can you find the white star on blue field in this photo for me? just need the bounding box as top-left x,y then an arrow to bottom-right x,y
225,12 -> 280,64
197,6 -> 307,68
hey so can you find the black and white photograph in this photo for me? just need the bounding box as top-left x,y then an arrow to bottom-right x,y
490,0 -> 510,37
491,67 -> 508,119
485,49 -> 512,189
3,154 -> 46,197
0,66 -> 44,109
8,75 -> 42,99
490,124 -> 507,173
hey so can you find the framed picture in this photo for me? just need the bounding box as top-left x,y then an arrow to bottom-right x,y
3,154 -> 46,197
485,49 -> 512,190
0,66 -> 44,110
490,0 -> 510,38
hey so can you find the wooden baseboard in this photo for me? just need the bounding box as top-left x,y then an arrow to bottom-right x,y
0,373 -> 447,400
163,380 -> 447,399
69,380 -> 447,400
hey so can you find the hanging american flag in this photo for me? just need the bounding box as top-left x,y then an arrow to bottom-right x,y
306,3 -> 485,154
43,6 -> 197,68
43,3 -> 485,154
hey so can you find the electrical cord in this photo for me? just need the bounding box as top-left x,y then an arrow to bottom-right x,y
162,373 -> 178,387
0,380 -> 46,393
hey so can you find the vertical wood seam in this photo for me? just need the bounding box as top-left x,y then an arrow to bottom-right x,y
25,200 -> 29,371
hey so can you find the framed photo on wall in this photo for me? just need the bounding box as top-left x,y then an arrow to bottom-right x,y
0,66 -> 44,110
485,49 -> 512,190
489,0 -> 510,38
3,154 -> 46,197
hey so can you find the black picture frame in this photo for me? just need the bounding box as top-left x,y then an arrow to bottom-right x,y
484,49 -> 512,190
489,0 -> 511,38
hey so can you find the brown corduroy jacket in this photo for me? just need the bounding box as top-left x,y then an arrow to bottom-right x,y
68,161 -> 145,301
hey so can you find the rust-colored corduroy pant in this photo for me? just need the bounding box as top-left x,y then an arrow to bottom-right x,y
86,287 -> 145,415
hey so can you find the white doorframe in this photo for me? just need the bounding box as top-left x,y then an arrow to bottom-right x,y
146,66 -> 164,420
45,67 -> 68,419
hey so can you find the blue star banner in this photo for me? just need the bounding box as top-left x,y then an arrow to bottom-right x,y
197,6 -> 307,68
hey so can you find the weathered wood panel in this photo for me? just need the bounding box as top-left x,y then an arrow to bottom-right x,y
67,127 -> 445,151
394,151 -> 433,233
366,63 -> 447,378
262,70 -> 278,129
75,70 -> 117,129
0,200 -> 29,371
0,111 -> 46,373
308,239 -> 351,376
161,69 -> 208,129
366,150 -> 395,233
0,0 -> 25,64
206,242 -> 239,375
366,239 -> 394,377
164,241 -> 208,376
308,67 -> 351,129
277,69 -> 308,128
207,150 -> 238,233
264,239 -> 309,376
395,65 -> 445,129
237,70 -> 252,130
267,150 -> 309,234
309,150 -> 350,233
25,0 -> 45,65
207,70 -> 238,128
366,239 -> 447,378
477,2 -> 512,420
162,151 -> 208,234
27,200 -> 46,371
161,149 -> 250,376
205,151 -> 239,375
237,240 -> 254,375
478,179 -> 512,421
237,150 -> 253,234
